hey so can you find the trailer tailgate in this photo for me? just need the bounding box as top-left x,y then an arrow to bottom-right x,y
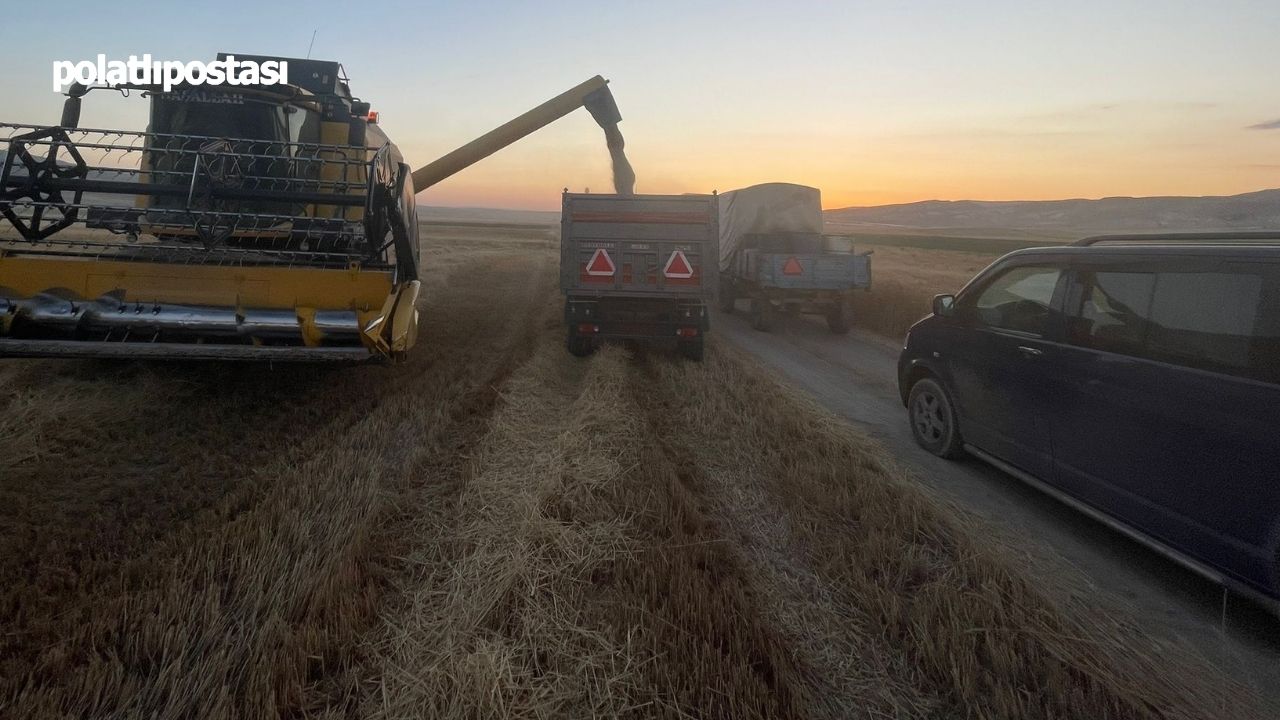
745,251 -> 871,290
560,194 -> 718,300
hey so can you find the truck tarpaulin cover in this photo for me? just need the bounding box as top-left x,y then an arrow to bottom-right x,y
717,183 -> 823,271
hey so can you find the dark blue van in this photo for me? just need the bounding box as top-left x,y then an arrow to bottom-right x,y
897,233 -> 1280,604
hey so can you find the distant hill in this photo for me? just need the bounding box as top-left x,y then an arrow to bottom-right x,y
826,189 -> 1280,239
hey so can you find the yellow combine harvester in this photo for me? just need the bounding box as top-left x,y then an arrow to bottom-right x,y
0,55 -> 626,361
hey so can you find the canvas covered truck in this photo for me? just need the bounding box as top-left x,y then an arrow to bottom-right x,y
718,183 -> 871,333
560,192 -> 718,360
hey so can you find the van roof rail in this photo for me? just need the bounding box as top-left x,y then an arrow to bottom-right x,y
1075,231 -> 1280,246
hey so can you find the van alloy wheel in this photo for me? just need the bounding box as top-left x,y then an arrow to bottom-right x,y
907,377 -> 964,458
912,390 -> 945,442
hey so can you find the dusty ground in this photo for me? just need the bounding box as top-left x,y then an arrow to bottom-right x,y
0,224 -> 1267,719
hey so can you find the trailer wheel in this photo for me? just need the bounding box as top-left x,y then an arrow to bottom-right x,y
749,298 -> 774,332
678,337 -> 704,361
826,303 -> 851,335
718,278 -> 736,313
566,329 -> 594,358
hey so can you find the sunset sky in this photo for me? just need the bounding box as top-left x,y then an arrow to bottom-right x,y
3,0 -> 1278,210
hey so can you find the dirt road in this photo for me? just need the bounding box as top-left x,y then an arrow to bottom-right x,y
717,304 -> 1280,707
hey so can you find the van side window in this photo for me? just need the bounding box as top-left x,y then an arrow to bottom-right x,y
971,266 -> 1061,336
1147,272 -> 1265,379
1068,271 -> 1155,356
1067,266 -> 1279,384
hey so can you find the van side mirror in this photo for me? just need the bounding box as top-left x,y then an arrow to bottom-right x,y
932,294 -> 956,318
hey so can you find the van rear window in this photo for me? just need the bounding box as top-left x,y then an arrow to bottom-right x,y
1067,267 -> 1279,384
1148,273 -> 1261,373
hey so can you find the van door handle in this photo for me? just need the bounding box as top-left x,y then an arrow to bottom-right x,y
1017,345 -> 1043,357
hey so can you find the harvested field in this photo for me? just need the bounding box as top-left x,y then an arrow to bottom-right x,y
0,225 -> 1268,719
849,245 -> 1001,342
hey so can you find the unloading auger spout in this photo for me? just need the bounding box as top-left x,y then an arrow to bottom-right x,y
410,75 -> 635,196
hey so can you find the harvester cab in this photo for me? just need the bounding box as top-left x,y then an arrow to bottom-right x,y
2,55 -> 629,362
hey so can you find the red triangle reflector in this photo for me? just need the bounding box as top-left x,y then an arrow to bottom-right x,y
663,250 -> 694,279
585,248 -> 616,276
782,256 -> 804,276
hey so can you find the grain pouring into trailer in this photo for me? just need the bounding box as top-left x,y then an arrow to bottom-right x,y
0,59 -> 634,361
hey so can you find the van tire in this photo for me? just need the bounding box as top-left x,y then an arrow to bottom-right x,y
908,377 -> 964,458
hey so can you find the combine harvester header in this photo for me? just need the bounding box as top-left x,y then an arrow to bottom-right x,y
0,56 -> 630,361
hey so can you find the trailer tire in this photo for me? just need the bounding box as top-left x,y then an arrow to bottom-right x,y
826,303 -> 851,335
750,298 -> 774,332
678,337 -> 704,361
566,330 -> 594,358
718,279 -> 736,313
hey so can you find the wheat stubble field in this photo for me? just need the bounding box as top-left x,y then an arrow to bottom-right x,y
0,223 -> 1266,719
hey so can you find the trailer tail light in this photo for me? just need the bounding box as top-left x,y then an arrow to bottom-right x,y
577,323 -> 600,334
675,327 -> 699,338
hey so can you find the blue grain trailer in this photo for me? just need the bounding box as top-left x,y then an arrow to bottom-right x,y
718,184 -> 871,333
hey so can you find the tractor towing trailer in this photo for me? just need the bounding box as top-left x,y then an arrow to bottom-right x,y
718,183 -> 871,333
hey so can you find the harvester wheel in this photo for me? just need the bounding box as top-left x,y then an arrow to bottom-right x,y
678,337 -> 705,362
826,303 -> 851,335
749,298 -> 774,332
718,278 -> 736,313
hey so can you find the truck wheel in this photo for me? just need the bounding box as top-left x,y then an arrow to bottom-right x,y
749,298 -> 774,332
908,377 -> 964,459
566,330 -> 594,358
678,337 -> 704,361
718,278 -> 736,313
826,303 -> 851,335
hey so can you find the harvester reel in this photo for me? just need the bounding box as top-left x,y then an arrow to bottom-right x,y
0,127 -> 87,240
